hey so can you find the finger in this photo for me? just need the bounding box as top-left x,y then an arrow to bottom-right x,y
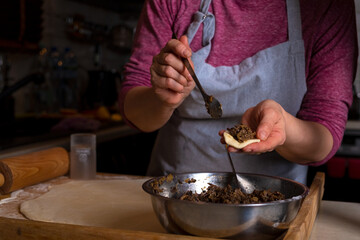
219,130 -> 227,144
256,108 -> 279,141
218,130 -> 226,136
162,38 -> 191,59
241,107 -> 257,130
151,60 -> 188,87
150,67 -> 186,93
242,141 -> 272,153
179,35 -> 195,76
227,146 -> 242,153
154,51 -> 193,82
179,35 -> 190,49
242,130 -> 284,153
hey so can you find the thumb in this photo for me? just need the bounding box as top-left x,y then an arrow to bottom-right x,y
179,35 -> 193,63
179,35 -> 190,51
257,116 -> 275,141
179,35 -> 195,77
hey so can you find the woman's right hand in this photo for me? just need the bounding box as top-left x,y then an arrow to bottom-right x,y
123,35 -> 196,132
150,35 -> 196,109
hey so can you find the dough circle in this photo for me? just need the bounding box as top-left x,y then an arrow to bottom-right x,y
20,179 -> 164,232
224,131 -> 260,149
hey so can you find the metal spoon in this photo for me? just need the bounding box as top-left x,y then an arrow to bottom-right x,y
172,33 -> 223,119
226,146 -> 248,192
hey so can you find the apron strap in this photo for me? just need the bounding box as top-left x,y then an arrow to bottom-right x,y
187,0 -> 302,44
186,0 -> 215,46
286,0 -> 303,41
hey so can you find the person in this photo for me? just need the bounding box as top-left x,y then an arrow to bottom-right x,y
119,0 -> 358,184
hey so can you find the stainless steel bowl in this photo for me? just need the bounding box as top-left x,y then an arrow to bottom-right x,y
142,172 -> 309,240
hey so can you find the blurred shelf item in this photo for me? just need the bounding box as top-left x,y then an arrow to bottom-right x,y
345,120 -> 360,132
107,24 -> 134,54
0,0 -> 43,52
65,14 -> 110,44
69,0 -> 144,14
0,40 -> 39,52
0,122 -> 139,159
337,120 -> 360,157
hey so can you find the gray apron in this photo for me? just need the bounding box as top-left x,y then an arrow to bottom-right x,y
147,0 -> 308,184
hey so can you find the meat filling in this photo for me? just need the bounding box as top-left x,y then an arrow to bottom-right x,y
179,183 -> 285,204
227,124 -> 256,143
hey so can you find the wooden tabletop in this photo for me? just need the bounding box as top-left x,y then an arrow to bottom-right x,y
0,174 -> 359,240
310,200 -> 360,240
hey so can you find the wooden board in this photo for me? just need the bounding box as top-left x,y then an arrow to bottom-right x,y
0,217 -> 218,240
283,172 -> 325,240
0,173 -> 325,240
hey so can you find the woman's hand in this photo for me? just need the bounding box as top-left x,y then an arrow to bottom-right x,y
150,35 -> 196,109
220,99 -> 286,154
219,99 -> 333,164
124,35 -> 196,132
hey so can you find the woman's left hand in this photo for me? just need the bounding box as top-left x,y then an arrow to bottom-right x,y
219,99 -> 286,154
220,99 -> 333,164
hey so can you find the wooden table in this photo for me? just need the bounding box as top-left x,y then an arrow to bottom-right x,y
310,201 -> 360,240
0,173 -> 359,240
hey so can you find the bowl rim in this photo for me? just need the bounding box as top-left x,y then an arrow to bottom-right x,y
142,171 -> 310,207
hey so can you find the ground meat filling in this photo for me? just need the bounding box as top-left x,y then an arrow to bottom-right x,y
150,174 -> 174,193
227,124 -> 256,143
179,184 -> 285,204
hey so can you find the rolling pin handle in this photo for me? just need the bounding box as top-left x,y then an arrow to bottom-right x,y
0,147 -> 69,194
0,173 -> 4,187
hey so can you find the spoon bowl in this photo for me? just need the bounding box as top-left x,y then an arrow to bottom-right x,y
205,94 -> 223,119
182,57 -> 223,119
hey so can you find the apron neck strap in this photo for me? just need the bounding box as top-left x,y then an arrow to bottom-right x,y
186,0 -> 214,46
187,0 -> 302,46
286,0 -> 303,41
200,0 -> 212,13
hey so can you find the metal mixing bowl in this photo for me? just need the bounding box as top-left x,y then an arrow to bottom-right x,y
142,172 -> 309,240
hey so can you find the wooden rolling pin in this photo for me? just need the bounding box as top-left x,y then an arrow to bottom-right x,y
0,147 -> 69,195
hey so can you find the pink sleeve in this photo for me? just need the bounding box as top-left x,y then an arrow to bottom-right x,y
118,0 -> 177,128
298,0 -> 358,166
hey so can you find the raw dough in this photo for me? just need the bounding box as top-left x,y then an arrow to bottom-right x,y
20,179 -> 165,232
224,131 -> 260,149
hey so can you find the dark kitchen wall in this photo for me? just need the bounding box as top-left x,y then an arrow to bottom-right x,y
1,0 -> 143,116
352,0 -> 360,116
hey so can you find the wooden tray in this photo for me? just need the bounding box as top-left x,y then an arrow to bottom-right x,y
0,172 -> 325,240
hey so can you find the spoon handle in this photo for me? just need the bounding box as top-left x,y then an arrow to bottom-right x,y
182,58 -> 209,100
171,32 -> 209,100
226,146 -> 243,191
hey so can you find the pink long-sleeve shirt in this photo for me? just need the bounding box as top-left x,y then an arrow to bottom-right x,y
120,0 -> 358,166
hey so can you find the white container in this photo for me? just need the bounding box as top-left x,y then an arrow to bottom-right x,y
70,133 -> 96,179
